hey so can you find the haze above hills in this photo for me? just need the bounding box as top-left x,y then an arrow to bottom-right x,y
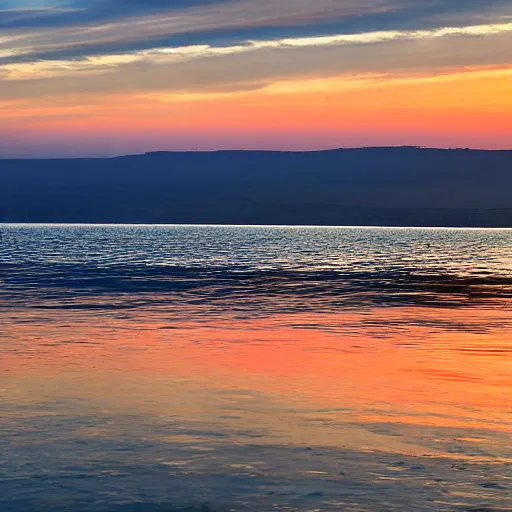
1,147 -> 512,227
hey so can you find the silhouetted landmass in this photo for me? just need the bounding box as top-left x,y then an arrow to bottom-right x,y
1,147 -> 512,226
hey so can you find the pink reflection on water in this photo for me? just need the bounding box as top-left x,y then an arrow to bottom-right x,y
2,306 -> 511,447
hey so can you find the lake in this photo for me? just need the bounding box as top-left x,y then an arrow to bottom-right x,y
1,224 -> 511,512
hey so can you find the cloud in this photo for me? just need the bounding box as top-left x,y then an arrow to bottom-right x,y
3,0 -> 511,30
1,20 -> 511,101
0,0 -> 389,64
0,0 -> 389,30
1,0 -> 511,65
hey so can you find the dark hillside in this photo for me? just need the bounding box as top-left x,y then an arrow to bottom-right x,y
1,147 -> 511,226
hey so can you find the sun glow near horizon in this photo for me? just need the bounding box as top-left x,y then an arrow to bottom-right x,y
1,1 -> 512,157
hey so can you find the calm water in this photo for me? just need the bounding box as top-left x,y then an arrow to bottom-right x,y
1,224 -> 511,512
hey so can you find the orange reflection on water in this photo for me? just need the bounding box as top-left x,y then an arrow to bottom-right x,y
2,305 -> 511,451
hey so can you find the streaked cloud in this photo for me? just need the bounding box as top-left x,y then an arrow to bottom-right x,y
1,20 -> 511,97
2,0 -> 512,63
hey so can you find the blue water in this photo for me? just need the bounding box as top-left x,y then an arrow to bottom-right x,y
1,225 -> 511,512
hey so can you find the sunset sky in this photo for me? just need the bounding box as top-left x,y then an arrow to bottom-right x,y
1,0 -> 512,157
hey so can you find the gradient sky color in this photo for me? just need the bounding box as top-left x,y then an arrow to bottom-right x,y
1,0 -> 512,157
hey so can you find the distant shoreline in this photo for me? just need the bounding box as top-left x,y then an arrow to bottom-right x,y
2,145 -> 512,161
2,147 -> 511,227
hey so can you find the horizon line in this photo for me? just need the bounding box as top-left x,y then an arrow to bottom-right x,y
2,223 -> 512,231
3,145 -> 512,161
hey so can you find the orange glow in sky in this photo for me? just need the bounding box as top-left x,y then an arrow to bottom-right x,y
1,2 -> 512,156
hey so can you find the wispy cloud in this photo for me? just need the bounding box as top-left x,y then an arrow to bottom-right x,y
1,0 -> 511,63
2,21 -> 511,83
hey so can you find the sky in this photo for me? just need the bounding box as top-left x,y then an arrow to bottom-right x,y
1,0 -> 512,157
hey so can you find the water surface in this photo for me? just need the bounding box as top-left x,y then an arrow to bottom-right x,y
1,225 -> 511,512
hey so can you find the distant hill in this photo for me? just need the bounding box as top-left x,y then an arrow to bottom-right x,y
1,147 -> 512,227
